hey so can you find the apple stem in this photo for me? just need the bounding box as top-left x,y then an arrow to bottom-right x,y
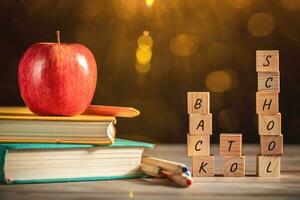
56,30 -> 60,45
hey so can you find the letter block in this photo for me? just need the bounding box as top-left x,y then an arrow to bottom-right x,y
256,92 -> 279,114
257,155 -> 280,177
220,134 -> 242,156
258,113 -> 281,135
189,113 -> 212,135
258,72 -> 280,92
192,155 -> 214,177
187,92 -> 210,114
187,134 -> 210,156
260,135 -> 283,155
223,156 -> 245,177
256,50 -> 279,72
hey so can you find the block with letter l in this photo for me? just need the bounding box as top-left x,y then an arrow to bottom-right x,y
257,155 -> 280,177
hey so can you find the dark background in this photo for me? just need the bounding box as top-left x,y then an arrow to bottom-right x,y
0,0 -> 299,143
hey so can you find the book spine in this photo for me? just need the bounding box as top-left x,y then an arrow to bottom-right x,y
0,146 -> 7,184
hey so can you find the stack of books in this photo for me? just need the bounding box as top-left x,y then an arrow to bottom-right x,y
0,106 -> 154,184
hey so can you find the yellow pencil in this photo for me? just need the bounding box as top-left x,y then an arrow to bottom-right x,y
141,163 -> 164,178
142,156 -> 188,174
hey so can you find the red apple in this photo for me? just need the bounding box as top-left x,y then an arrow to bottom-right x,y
18,31 -> 97,116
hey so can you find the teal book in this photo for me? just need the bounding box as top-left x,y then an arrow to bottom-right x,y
0,139 -> 154,184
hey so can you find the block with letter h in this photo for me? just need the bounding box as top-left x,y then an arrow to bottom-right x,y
187,92 -> 214,177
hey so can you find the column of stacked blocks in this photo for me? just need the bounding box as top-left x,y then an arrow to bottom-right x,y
187,92 -> 214,177
220,134 -> 245,177
256,50 -> 282,177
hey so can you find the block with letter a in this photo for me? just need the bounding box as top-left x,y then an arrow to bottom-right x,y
187,92 -> 210,114
187,134 -> 210,156
256,92 -> 279,114
189,113 -> 212,135
256,50 -> 279,72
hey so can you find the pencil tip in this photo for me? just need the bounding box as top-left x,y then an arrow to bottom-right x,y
182,167 -> 188,173
186,179 -> 192,186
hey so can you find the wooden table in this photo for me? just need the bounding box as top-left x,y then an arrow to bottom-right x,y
0,144 -> 299,200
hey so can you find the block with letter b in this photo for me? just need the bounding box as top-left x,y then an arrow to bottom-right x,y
258,72 -> 280,92
256,92 -> 279,114
258,113 -> 281,135
187,134 -> 210,156
256,50 -> 279,72
189,113 -> 212,135
192,155 -> 214,177
219,133 -> 242,156
260,135 -> 283,155
223,156 -> 245,177
187,92 -> 210,114
257,155 -> 280,177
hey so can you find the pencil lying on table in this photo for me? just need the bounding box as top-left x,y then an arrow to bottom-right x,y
142,156 -> 188,174
162,170 -> 193,187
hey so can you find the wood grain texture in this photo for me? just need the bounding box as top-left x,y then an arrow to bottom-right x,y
187,134 -> 210,156
258,72 -> 280,92
258,113 -> 281,135
223,156 -> 245,177
260,135 -> 283,155
187,92 -> 210,114
189,113 -> 212,135
0,144 -> 300,200
256,50 -> 279,72
219,134 -> 242,156
257,155 -> 280,177
256,92 -> 279,114
192,156 -> 214,177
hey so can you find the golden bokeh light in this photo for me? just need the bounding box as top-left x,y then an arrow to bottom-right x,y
281,0 -> 300,10
248,13 -> 275,37
135,62 -> 151,74
136,46 -> 152,64
170,34 -> 198,56
138,31 -> 153,48
80,1 -> 103,21
205,70 -> 232,93
227,0 -> 253,9
206,42 -> 231,65
145,0 -> 155,8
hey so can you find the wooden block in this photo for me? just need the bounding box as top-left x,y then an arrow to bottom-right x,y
223,156 -> 245,177
256,92 -> 279,114
220,134 -> 242,156
260,135 -> 283,155
258,72 -> 280,92
258,113 -> 281,135
187,92 -> 210,114
256,50 -> 279,72
192,155 -> 214,177
189,113 -> 212,135
187,134 -> 210,156
257,155 -> 280,177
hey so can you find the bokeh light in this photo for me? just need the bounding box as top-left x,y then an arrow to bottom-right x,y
138,31 -> 153,48
145,0 -> 155,8
227,0 -> 253,9
170,34 -> 198,56
113,0 -> 138,20
205,70 -> 232,93
136,46 -> 152,64
135,62 -> 151,74
281,0 -> 300,10
248,13 -> 275,37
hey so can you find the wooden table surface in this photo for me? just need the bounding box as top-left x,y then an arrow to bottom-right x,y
0,144 -> 299,200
